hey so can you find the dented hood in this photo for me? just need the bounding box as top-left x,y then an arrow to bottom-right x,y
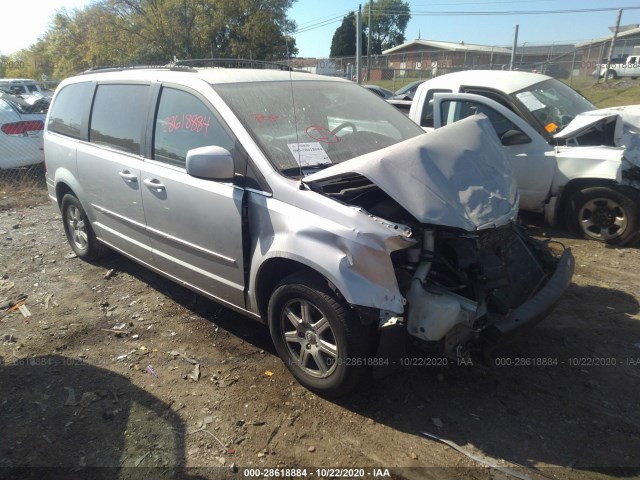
304,115 -> 518,231
554,105 -> 640,166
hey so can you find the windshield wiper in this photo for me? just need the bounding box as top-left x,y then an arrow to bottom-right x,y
281,162 -> 333,177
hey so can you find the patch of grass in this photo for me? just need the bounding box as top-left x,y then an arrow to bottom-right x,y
0,165 -> 49,211
574,80 -> 640,108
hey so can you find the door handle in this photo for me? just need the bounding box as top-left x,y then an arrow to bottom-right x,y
143,178 -> 166,191
118,170 -> 138,182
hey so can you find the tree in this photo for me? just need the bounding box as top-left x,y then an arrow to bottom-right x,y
363,0 -> 410,54
330,12 -> 365,58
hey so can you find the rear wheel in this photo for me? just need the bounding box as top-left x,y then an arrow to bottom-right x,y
566,186 -> 639,245
268,273 -> 377,397
61,194 -> 107,260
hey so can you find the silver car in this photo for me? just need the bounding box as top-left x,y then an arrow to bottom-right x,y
44,64 -> 573,396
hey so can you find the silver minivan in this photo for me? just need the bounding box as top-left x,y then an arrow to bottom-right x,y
44,63 -> 574,396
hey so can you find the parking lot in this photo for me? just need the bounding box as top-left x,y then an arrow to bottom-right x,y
1,203 -> 639,479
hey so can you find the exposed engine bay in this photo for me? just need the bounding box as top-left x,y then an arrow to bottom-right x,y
309,171 -> 567,358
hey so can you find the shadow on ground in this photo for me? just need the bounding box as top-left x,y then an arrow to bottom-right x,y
0,354 -> 212,480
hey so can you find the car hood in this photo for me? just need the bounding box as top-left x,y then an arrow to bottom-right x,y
554,105 -> 640,166
304,115 -> 518,231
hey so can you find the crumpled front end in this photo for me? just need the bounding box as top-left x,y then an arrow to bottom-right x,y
304,115 -> 573,360
398,224 -> 574,358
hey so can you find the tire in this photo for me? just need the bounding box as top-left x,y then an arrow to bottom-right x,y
566,186 -> 639,245
268,273 -> 377,397
61,194 -> 107,260
605,69 -> 618,80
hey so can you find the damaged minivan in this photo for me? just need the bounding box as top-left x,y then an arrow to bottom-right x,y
44,62 -> 574,396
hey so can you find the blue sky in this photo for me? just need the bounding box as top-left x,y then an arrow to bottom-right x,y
2,0 -> 640,58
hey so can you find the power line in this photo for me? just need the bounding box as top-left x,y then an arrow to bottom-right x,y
291,5 -> 640,35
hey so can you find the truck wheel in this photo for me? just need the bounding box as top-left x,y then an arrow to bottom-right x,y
61,194 -> 108,260
605,69 -> 618,80
268,273 -> 377,397
566,186 -> 639,245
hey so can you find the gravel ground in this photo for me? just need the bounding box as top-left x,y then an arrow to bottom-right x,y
1,204 -> 639,480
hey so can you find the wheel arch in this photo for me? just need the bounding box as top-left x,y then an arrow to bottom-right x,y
556,178 -> 619,227
254,258 -> 342,323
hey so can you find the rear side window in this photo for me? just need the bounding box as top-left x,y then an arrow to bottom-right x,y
48,82 -> 93,138
90,84 -> 149,155
153,87 -> 234,168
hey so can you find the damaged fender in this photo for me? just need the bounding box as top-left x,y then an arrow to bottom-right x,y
245,191 -> 416,316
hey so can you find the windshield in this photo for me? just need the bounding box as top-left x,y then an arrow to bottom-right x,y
511,78 -> 596,133
214,80 -> 424,176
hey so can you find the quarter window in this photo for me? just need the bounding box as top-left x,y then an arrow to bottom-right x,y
90,84 -> 148,154
153,87 -> 233,168
48,82 -> 93,139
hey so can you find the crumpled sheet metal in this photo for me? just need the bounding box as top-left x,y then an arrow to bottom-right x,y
305,115 -> 518,231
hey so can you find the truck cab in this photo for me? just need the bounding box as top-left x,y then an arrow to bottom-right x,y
404,70 -> 640,245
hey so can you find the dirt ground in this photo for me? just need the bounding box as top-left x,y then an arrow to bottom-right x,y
1,203 -> 639,480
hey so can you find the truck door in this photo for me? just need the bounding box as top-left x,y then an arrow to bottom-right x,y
433,93 -> 556,212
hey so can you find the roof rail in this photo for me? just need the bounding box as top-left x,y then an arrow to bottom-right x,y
80,64 -> 197,75
79,58 -> 293,75
173,58 -> 292,71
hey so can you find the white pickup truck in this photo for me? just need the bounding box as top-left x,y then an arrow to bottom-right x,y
396,70 -> 640,245
596,55 -> 640,80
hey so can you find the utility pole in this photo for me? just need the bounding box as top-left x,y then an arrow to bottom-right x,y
509,24 -> 519,71
356,5 -> 362,84
367,0 -> 372,81
605,9 -> 623,84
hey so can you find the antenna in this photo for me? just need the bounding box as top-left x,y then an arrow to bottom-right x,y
285,37 -> 304,188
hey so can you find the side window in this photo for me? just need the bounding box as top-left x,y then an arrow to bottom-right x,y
153,87 -> 234,169
441,100 -> 525,140
48,82 -> 93,139
420,89 -> 451,127
90,84 -> 148,154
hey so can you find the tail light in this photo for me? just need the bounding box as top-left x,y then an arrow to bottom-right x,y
1,120 -> 44,136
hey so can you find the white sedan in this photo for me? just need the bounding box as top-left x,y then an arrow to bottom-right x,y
0,93 -> 45,169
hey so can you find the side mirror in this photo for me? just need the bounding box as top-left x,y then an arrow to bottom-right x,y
186,146 -> 234,181
501,129 -> 531,146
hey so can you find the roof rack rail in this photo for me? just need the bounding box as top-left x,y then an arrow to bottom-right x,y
80,64 -> 197,75
79,58 -> 293,75
173,58 -> 292,71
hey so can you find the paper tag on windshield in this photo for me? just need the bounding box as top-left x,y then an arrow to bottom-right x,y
287,142 -> 330,166
515,91 -> 546,112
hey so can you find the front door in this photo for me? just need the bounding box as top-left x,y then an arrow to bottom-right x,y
433,93 -> 556,212
140,86 -> 246,308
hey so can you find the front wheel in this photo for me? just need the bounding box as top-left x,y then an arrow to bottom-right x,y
605,69 -> 618,80
268,273 -> 377,397
566,186 -> 639,245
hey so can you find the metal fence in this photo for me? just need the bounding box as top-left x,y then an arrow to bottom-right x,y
323,38 -> 640,91
0,164 -> 47,210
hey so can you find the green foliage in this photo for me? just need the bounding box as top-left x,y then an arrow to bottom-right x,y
2,0 -> 298,81
363,0 -> 410,54
330,12 -> 366,58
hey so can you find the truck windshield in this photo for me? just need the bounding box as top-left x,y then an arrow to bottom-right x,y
512,78 -> 596,133
214,80 -> 425,176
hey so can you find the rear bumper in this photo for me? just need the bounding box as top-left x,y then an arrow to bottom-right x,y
485,248 -> 574,338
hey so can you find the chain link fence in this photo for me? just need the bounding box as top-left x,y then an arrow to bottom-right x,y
323,37 -> 640,92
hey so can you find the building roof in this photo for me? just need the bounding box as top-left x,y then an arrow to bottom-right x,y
383,39 -> 512,55
575,26 -> 640,48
